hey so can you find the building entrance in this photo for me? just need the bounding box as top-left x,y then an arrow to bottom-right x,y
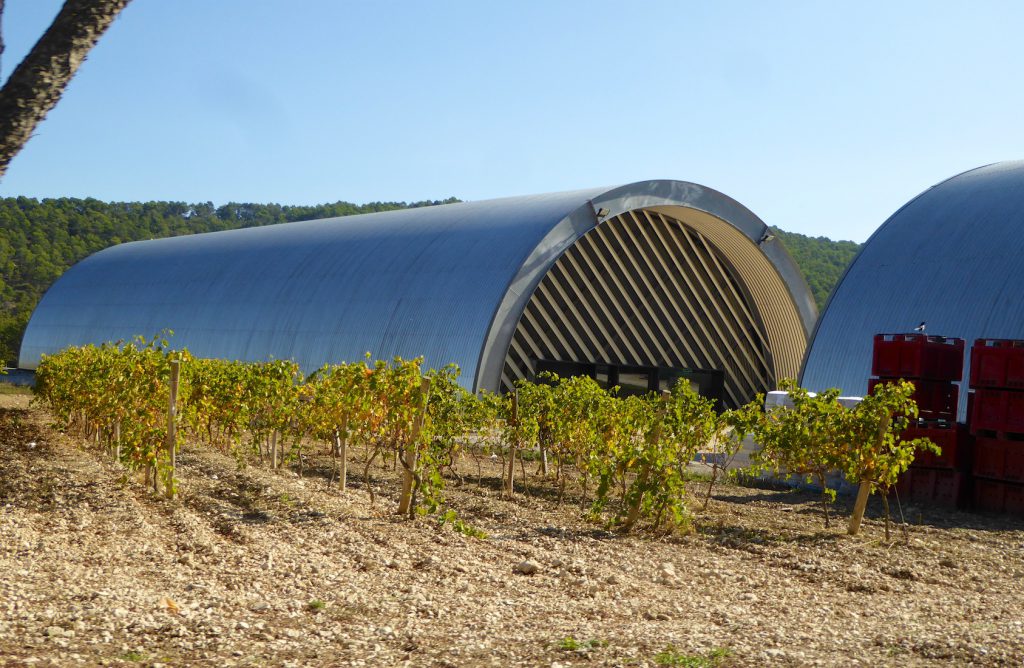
533,358 -> 725,409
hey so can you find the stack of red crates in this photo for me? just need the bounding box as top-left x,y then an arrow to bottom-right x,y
871,333 -> 971,509
968,339 -> 1024,518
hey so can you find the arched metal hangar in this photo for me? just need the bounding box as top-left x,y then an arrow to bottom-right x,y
801,160 -> 1024,417
20,180 -> 816,408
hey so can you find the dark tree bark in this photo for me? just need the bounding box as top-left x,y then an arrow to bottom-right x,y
1,1 -> 7,79
0,0 -> 131,178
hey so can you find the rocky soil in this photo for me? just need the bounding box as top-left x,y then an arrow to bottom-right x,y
1,390 -> 1023,667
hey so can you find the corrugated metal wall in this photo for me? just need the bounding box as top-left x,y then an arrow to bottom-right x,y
19,191 -> 601,386
801,161 -> 1024,419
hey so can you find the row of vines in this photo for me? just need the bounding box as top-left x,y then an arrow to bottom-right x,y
32,336 -> 938,535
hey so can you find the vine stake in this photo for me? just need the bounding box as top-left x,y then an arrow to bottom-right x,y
505,390 -> 519,496
335,418 -> 348,491
166,359 -> 180,499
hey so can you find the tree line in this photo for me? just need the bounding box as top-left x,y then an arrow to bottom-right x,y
0,196 -> 856,367
775,229 -> 862,310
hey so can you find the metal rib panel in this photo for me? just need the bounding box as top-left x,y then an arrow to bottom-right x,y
647,214 -> 764,386
502,212 -> 786,407
534,281 -> 597,360
574,229 -> 667,363
653,206 -> 809,381
643,211 -> 770,379
800,161 -> 1024,420
625,218 -> 711,368
607,217 -> 698,366
543,266 -> 624,361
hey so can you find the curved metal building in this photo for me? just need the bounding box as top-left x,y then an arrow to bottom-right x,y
801,161 -> 1024,416
21,180 -> 815,407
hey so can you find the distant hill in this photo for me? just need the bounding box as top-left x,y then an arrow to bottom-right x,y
0,197 -> 860,366
774,229 -> 862,312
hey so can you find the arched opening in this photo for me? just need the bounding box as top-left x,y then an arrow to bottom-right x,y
501,208 -> 786,408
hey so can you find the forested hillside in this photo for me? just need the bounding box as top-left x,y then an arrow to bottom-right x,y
0,197 -> 859,366
775,229 -> 861,311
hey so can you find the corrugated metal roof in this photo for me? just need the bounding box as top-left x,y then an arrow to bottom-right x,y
21,181 -> 816,394
800,160 -> 1024,418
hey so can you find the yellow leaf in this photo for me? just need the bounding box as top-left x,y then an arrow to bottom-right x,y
159,596 -> 180,614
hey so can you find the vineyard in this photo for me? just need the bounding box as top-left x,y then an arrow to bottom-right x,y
33,337 -> 939,536
4,351 -> 1024,666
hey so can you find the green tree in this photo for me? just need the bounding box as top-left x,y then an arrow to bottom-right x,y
775,229 -> 861,310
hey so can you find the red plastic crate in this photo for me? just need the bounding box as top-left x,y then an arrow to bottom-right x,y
970,339 -> 1024,389
972,435 -> 1024,482
872,333 -> 965,382
868,378 -> 959,421
893,468 -> 970,509
969,388 -> 1024,433
973,477 -> 1024,517
901,424 -> 973,471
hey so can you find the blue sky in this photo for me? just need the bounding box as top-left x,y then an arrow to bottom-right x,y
1,0 -> 1022,242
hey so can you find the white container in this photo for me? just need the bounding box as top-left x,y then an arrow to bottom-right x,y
765,390 -> 861,411
764,390 -> 817,411
836,396 -> 863,409
764,390 -> 791,411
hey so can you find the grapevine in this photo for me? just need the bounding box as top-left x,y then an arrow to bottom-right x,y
34,338 -> 934,537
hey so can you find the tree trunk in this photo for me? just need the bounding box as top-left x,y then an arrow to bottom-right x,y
702,466 -> 717,512
1,1 -> 7,78
848,414 -> 891,536
363,446 -> 381,505
620,466 -> 650,533
0,0 -> 132,177
398,377 -> 431,517
848,480 -> 871,536
621,392 -> 671,532
881,493 -> 891,541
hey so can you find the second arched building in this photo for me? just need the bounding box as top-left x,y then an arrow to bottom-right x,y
800,160 -> 1024,418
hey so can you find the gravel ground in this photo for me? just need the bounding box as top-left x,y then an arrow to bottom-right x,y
1,391 -> 1023,667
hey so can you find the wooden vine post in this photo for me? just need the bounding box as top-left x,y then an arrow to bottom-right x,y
335,415 -> 349,491
398,377 -> 431,516
505,390 -> 519,496
166,359 -> 181,499
847,412 -> 891,536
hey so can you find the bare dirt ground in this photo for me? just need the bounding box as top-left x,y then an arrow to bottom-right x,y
1,390 -> 1023,667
